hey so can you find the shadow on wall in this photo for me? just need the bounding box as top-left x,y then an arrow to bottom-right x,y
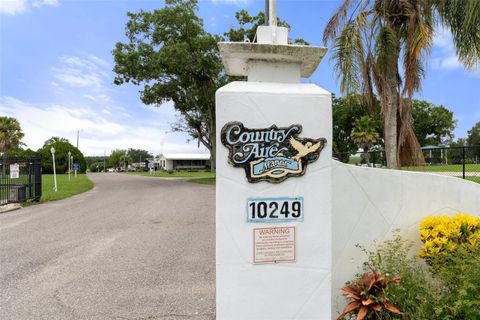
331,160 -> 480,318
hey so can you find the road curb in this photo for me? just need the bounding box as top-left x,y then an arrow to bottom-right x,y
0,204 -> 22,214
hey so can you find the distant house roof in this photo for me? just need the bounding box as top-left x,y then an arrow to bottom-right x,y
421,145 -> 439,150
159,153 -> 210,160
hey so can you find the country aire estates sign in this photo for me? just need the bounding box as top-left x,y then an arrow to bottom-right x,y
221,122 -> 327,183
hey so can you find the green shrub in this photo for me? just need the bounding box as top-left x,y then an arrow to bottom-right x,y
347,233 -> 438,319
418,214 -> 480,319
341,231 -> 480,320
430,247 -> 480,319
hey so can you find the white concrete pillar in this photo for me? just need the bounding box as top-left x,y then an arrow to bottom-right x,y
216,26 -> 331,320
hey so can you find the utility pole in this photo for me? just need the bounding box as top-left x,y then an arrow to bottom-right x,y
104,149 -> 106,173
76,130 -> 79,149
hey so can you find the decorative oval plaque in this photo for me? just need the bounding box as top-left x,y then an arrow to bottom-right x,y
221,121 -> 327,183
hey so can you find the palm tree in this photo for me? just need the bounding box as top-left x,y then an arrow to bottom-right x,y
0,116 -> 24,154
351,116 -> 380,166
323,0 -> 434,168
323,0 -> 480,169
433,0 -> 480,69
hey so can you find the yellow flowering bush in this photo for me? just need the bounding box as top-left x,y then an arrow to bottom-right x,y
419,213 -> 480,261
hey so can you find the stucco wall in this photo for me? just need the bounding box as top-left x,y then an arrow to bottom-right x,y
216,82 -> 333,320
331,160 -> 480,317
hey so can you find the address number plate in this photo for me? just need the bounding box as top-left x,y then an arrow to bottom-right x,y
246,197 -> 304,223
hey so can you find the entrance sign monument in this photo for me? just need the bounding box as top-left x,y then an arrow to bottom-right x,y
216,0 -> 332,318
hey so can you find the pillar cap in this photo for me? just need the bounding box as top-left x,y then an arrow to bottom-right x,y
218,42 -> 327,78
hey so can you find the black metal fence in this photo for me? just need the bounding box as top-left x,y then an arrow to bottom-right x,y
334,146 -> 480,182
0,154 -> 42,205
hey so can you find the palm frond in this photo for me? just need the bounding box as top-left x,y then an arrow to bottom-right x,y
323,0 -> 354,44
401,0 -> 433,97
435,0 -> 480,68
331,20 -> 366,95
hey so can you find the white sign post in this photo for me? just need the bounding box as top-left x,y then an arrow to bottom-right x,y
216,4 -> 332,319
50,147 -> 58,192
68,151 -> 71,181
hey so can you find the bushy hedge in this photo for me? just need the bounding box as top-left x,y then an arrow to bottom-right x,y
419,213 -> 480,264
339,214 -> 480,320
38,141 -> 86,174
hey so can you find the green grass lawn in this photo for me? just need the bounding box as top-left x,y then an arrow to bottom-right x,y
466,177 -> 480,184
402,164 -> 464,172
37,174 -> 94,203
188,177 -> 216,185
126,171 -> 215,178
348,156 -> 362,165
403,164 -> 480,172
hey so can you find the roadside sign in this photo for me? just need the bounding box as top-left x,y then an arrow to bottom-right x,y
72,163 -> 80,171
10,163 -> 19,179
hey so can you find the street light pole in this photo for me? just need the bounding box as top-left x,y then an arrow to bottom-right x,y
50,147 -> 57,192
68,151 -> 71,181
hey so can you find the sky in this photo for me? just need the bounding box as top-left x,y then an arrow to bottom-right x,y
1,0 -> 479,157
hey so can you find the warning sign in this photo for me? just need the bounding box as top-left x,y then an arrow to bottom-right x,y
253,227 -> 295,264
10,164 -> 19,179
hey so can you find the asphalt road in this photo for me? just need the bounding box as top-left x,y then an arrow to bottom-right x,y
0,173 -> 215,320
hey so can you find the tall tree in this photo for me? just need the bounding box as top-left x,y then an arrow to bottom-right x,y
113,0 -> 225,172
411,100 -> 456,146
43,137 -> 69,146
0,116 -> 24,154
467,122 -> 480,147
127,148 -> 152,163
107,149 -> 130,169
323,0 -> 435,168
324,0 -> 480,169
351,116 -> 381,165
467,122 -> 480,159
332,95 -> 376,156
38,137 -> 86,174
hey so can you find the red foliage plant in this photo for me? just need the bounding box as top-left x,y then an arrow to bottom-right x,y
338,268 -> 401,320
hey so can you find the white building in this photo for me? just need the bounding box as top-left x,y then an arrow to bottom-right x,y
157,153 -> 211,171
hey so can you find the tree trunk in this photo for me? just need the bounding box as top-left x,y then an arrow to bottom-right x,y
383,95 -> 398,169
380,40 -> 401,169
397,101 -> 426,166
208,117 -> 216,173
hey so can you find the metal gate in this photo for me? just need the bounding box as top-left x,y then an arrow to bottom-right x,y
0,154 -> 41,205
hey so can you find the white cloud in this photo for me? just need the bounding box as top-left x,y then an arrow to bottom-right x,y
51,54 -> 109,91
32,0 -> 58,8
0,0 -> 26,15
3,51 -> 208,156
431,27 -> 480,76
0,0 -> 57,15
0,96 -> 206,156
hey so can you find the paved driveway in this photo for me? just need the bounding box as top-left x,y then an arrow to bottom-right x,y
0,173 -> 215,320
